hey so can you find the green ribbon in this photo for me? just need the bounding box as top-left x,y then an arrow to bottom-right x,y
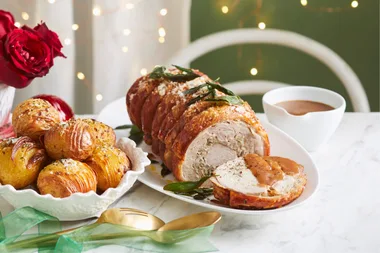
0,207 -> 218,253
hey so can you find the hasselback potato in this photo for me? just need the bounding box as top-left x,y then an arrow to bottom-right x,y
82,119 -> 116,147
44,119 -> 95,160
126,66 -> 270,182
12,98 -> 60,141
86,146 -> 131,192
0,137 -> 47,189
37,159 -> 97,198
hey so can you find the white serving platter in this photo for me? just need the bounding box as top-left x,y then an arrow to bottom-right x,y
98,97 -> 319,215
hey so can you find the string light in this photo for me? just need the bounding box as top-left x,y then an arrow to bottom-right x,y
77,72 -> 85,80
126,3 -> 134,10
351,1 -> 358,8
258,22 -> 266,30
72,24 -> 79,31
123,29 -> 131,36
221,6 -> 229,14
92,7 -> 101,16
140,68 -> 147,76
300,0 -> 308,6
158,37 -> 165,43
14,22 -> 21,28
160,8 -> 168,16
64,38 -> 71,45
158,27 -> 166,37
21,12 -> 29,20
48,0 -> 55,3
96,94 -> 103,101
122,46 -> 128,53
250,68 -> 258,76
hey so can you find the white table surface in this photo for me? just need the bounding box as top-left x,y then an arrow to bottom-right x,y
1,113 -> 379,253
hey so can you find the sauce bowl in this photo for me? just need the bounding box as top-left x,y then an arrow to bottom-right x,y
262,86 -> 346,152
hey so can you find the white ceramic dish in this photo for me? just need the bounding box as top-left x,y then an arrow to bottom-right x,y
263,86 -> 346,152
98,97 -> 319,215
0,137 -> 149,221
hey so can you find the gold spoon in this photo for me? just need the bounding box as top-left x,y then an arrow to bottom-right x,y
4,208 -> 165,251
82,211 -> 222,244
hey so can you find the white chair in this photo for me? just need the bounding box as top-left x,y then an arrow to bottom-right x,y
167,28 -> 369,112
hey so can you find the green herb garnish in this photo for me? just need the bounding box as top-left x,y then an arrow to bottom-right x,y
163,176 -> 213,200
184,81 -> 243,106
160,163 -> 171,177
149,65 -> 200,82
114,124 -> 143,145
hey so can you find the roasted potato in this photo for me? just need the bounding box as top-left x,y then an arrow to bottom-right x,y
37,159 -> 97,198
82,119 -> 116,146
44,119 -> 95,160
0,137 -> 47,189
12,98 -> 60,141
86,146 -> 131,192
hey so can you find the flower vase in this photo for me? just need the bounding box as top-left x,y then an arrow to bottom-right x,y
0,83 -> 16,139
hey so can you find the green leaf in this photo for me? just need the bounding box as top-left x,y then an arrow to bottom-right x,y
114,124 -> 133,130
148,65 -> 200,82
172,65 -> 194,74
186,91 -> 212,106
182,83 -> 208,95
160,163 -> 171,177
206,82 -> 235,96
163,175 -> 212,193
149,66 -> 166,79
205,95 -> 243,105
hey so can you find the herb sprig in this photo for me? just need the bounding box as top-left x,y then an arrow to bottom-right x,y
149,65 -> 200,82
184,81 -> 243,106
114,124 -> 143,145
163,175 -> 213,200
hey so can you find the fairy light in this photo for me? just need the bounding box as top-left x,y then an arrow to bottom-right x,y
64,38 -> 71,45
258,22 -> 266,29
92,7 -> 101,16
77,72 -> 85,80
300,0 -> 308,6
122,46 -> 129,53
351,1 -> 358,8
21,12 -> 29,21
160,8 -> 168,16
72,24 -> 79,31
96,94 -> 103,101
123,29 -> 131,36
140,68 -> 148,75
221,6 -> 229,14
158,37 -> 165,43
126,3 -> 134,10
250,68 -> 258,76
158,27 -> 166,37
14,22 -> 21,28
48,0 -> 55,3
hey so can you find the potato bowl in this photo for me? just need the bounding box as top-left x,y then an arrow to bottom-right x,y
0,137 -> 149,221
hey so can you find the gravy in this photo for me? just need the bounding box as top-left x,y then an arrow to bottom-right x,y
275,100 -> 334,116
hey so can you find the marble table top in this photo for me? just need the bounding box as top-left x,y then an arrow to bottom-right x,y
1,113 -> 379,253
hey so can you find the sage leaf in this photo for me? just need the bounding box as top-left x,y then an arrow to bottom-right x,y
163,175 -> 211,193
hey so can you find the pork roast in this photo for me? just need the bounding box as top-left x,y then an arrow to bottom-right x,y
126,66 -> 270,182
210,154 -> 307,209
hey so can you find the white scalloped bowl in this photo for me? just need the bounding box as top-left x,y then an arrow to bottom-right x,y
0,137 -> 149,221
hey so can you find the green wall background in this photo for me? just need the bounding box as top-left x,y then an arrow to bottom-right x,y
190,0 -> 379,112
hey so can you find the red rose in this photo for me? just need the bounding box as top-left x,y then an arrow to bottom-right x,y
0,10 -> 15,38
0,27 -> 53,88
32,23 -> 65,58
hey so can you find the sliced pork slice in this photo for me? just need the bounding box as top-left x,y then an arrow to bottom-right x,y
210,155 -> 307,209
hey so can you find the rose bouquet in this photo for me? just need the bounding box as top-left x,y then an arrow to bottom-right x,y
0,9 -> 66,139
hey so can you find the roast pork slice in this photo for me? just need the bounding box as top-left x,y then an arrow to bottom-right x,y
210,155 -> 307,209
172,120 -> 267,181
